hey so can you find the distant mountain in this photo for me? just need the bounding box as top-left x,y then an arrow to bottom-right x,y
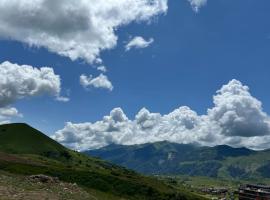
0,124 -> 204,200
85,141 -> 270,180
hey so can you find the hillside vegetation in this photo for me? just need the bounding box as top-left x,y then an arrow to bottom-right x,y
0,123 -> 205,200
86,141 -> 270,182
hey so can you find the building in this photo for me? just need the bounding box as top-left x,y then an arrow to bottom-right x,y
238,184 -> 270,200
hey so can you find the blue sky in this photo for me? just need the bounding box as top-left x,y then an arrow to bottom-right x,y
1,0 -> 270,150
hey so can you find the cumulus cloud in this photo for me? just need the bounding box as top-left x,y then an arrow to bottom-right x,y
0,61 -> 66,123
125,36 -> 154,51
0,61 -> 66,106
188,0 -> 208,12
0,0 -> 167,63
207,80 -> 270,137
53,80 -> 270,151
80,74 -> 113,91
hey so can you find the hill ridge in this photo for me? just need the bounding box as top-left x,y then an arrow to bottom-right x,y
0,123 -> 68,158
0,123 -> 204,200
85,141 -> 270,180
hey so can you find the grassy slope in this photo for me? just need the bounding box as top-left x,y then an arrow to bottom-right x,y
0,170 -> 92,200
218,151 -> 270,181
0,124 -> 205,200
0,123 -> 68,155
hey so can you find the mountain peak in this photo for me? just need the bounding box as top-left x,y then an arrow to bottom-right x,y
85,141 -> 262,176
0,123 -> 68,158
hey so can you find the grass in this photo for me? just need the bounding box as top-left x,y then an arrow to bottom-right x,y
0,152 -> 206,200
0,123 -> 206,200
157,175 -> 240,199
0,170 -> 92,200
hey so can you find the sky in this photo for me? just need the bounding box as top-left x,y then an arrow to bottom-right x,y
1,0 -> 270,150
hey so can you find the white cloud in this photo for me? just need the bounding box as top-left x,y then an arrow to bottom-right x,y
97,66 -> 107,73
125,36 -> 154,51
135,108 -> 161,130
53,80 -> 270,151
0,107 -> 21,118
207,79 -> 270,137
80,74 -> 113,91
0,61 -> 66,106
0,107 -> 22,124
0,61 -> 67,122
188,0 -> 208,12
56,96 -> 70,102
0,0 -> 168,63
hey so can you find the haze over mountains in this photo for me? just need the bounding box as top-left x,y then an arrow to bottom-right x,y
86,141 -> 270,180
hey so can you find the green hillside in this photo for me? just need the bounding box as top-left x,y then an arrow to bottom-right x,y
0,123 -> 69,157
0,124 -> 205,200
86,141 -> 270,182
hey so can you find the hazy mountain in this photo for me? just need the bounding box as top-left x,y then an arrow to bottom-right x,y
85,141 -> 270,180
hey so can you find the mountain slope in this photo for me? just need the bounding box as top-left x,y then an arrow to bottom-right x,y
85,141 -> 270,181
0,124 -> 204,200
0,123 -> 69,158
0,170 -> 92,200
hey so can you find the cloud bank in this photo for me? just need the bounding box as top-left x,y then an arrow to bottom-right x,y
0,61 -> 66,122
53,80 -> 270,151
125,36 -> 154,51
0,0 -> 168,63
80,74 -> 113,91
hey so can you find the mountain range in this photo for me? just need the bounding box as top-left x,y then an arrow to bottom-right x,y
85,141 -> 270,181
0,123 -> 204,200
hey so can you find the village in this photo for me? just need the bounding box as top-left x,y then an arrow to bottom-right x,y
198,184 -> 270,200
